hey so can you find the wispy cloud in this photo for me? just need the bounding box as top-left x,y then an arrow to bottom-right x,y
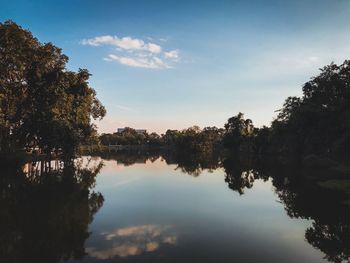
81,35 -> 179,69
164,50 -> 179,60
81,35 -> 161,53
105,54 -> 170,69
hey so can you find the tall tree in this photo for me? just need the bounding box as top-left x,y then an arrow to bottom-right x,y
223,112 -> 254,151
270,60 -> 350,159
0,21 -> 106,158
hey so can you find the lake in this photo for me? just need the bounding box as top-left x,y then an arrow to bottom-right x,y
1,153 -> 349,263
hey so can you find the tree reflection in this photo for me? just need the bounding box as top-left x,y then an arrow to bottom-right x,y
162,150 -> 221,177
96,149 -> 222,177
267,164 -> 350,263
97,150 -> 350,263
0,159 -> 104,263
96,150 -> 160,166
222,155 -> 268,195
306,221 -> 350,263
10,150 -> 347,263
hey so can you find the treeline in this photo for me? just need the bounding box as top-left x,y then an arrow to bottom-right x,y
100,126 -> 224,154
2,21 -> 349,164
100,60 -> 350,163
100,127 -> 162,147
0,21 -> 105,161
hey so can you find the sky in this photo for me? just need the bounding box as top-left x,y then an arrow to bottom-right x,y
1,0 -> 350,134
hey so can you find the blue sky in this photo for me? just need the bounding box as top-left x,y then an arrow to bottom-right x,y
2,0 -> 350,133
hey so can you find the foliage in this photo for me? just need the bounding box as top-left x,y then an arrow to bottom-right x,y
100,127 -> 150,146
222,60 -> 350,161
100,126 -> 224,155
0,21 -> 105,158
223,112 -> 254,152
269,60 -> 350,159
164,126 -> 223,154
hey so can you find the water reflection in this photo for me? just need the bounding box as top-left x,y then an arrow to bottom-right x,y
163,151 -> 221,177
0,159 -> 104,263
272,169 -> 350,263
99,150 -> 350,263
1,151 -> 349,263
222,155 -> 269,195
87,224 -> 177,259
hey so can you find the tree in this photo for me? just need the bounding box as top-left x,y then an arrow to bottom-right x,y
269,60 -> 350,159
223,112 -> 254,151
252,126 -> 270,154
0,21 -> 106,159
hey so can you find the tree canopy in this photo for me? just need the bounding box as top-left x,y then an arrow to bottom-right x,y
0,21 -> 106,159
269,60 -> 350,159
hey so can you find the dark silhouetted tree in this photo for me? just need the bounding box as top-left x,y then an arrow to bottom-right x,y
0,21 -> 106,159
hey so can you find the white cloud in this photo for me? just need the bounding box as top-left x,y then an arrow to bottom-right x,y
164,50 -> 179,60
82,35 -> 180,69
82,35 -> 161,53
81,35 -> 115,46
146,43 -> 162,54
105,54 -> 169,69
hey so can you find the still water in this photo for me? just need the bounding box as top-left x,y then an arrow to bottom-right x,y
70,156 -> 346,263
1,153 -> 349,263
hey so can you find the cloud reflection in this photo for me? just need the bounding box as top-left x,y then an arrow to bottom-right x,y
87,224 -> 177,259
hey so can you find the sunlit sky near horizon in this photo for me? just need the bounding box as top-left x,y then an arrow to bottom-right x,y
2,0 -> 350,134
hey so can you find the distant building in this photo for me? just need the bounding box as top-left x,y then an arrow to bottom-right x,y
117,127 -> 147,134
